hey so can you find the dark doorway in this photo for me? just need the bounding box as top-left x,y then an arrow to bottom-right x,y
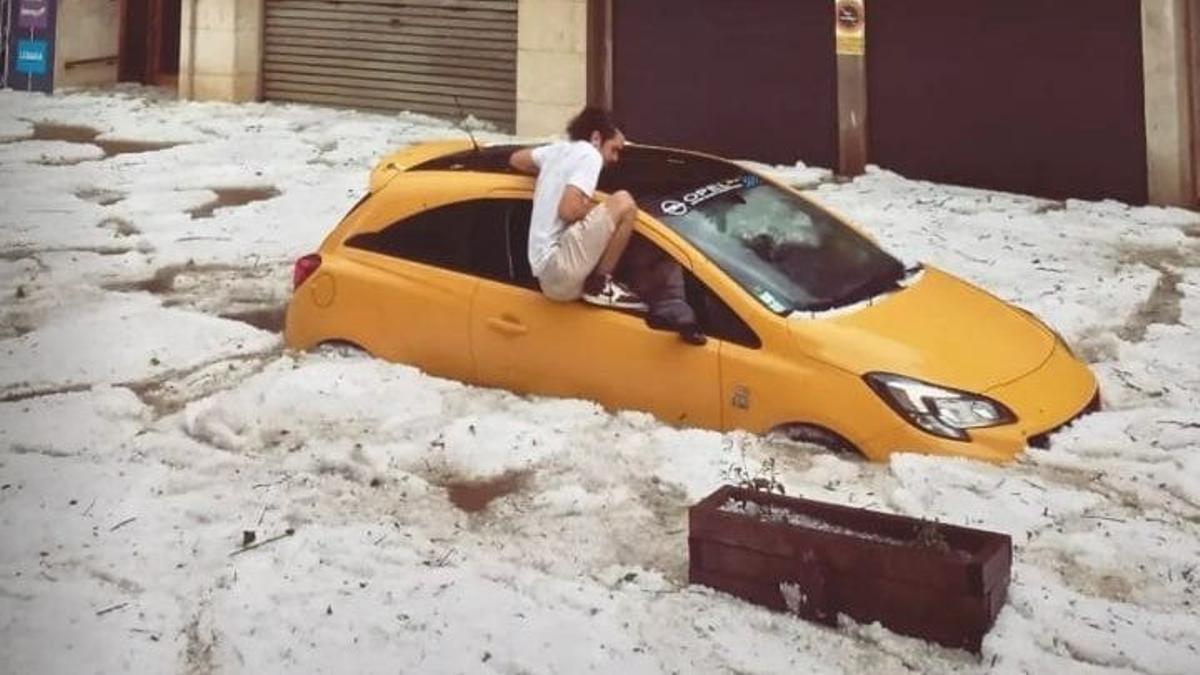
119,0 -> 181,86
867,0 -> 1147,203
609,0 -> 838,168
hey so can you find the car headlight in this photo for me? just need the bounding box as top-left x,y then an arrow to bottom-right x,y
864,373 -> 1017,441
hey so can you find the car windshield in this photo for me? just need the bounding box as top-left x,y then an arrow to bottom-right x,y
646,174 -> 907,313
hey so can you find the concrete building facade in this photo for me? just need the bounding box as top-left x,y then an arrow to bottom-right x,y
16,0 -> 1198,206
53,0 -> 120,87
178,0 -> 260,102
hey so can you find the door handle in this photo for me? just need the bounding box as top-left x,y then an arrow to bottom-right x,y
487,316 -> 528,336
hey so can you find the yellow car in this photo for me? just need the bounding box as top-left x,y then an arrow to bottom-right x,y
284,140 -> 1099,462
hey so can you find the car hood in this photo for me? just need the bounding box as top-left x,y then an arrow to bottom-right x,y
789,266 -> 1055,392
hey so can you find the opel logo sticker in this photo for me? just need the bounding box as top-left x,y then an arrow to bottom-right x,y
660,200 -> 688,216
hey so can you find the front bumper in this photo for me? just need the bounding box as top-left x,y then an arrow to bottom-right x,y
1027,390 -> 1101,449
864,343 -> 1099,462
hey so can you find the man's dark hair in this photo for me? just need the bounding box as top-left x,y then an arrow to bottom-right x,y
567,106 -> 619,142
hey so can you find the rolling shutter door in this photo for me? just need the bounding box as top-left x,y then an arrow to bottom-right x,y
263,0 -> 516,131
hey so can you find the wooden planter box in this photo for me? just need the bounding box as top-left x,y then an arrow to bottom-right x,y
689,485 -> 1011,652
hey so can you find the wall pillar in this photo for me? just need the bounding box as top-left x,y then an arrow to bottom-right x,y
516,0 -> 587,138
1188,0 -> 1200,206
179,0 -> 261,102
835,0 -> 868,177
1142,0 -> 1198,207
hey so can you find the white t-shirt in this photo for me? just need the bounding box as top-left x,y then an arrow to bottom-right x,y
527,140 -> 604,276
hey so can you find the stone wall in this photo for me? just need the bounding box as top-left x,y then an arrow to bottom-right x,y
1142,0 -> 1198,206
53,0 -> 119,87
179,0 -> 261,102
515,0 -> 587,138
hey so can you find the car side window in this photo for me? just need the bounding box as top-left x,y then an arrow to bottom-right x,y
344,199 -> 511,283
616,233 -> 761,349
685,272 -> 763,349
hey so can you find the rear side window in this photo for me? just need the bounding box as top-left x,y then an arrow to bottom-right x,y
345,199 -> 513,282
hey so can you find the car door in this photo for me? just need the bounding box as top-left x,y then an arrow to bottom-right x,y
471,198 -> 723,429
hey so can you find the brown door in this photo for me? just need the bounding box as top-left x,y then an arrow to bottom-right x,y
867,0 -> 1147,203
610,0 -> 838,168
118,0 -> 180,85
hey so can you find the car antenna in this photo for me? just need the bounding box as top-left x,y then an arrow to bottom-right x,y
451,95 -> 481,154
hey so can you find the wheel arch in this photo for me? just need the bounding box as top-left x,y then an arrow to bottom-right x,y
766,421 -> 868,459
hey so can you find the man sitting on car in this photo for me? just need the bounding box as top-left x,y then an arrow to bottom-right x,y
508,106 -> 645,310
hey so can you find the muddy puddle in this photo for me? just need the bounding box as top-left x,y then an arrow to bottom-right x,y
444,471 -> 529,512
1117,246 -> 1191,342
97,217 -> 140,237
77,188 -> 126,207
1118,268 -> 1183,342
219,305 -> 288,333
105,265 -> 184,295
104,263 -> 292,334
30,122 -> 181,159
188,187 -> 281,219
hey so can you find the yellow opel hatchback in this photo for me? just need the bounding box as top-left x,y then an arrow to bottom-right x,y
284,140 -> 1099,462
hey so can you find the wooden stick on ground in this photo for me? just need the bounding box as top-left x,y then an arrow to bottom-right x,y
229,528 -> 295,557
110,517 -> 137,532
96,602 -> 129,616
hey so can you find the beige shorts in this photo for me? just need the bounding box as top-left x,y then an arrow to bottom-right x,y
537,204 -> 615,301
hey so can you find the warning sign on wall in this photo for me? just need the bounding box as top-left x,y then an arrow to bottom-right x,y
835,0 -> 865,56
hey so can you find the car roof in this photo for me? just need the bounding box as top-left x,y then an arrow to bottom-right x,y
409,143 -> 745,197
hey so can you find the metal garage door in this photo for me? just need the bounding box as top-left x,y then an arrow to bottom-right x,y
867,0 -> 1147,203
610,0 -> 837,168
263,0 -> 517,130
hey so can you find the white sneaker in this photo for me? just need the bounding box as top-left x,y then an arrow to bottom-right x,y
582,276 -> 648,311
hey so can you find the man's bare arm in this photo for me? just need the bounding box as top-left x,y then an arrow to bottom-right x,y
558,186 -> 593,223
509,149 -> 539,175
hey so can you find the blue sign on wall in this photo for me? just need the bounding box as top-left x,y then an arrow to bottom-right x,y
16,38 -> 48,75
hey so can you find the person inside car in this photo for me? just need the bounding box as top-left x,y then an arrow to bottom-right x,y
508,106 -> 645,310
619,236 -> 707,345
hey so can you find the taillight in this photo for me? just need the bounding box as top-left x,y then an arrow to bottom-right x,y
293,253 -> 321,290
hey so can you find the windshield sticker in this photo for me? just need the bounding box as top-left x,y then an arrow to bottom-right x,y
754,287 -> 788,313
659,174 -> 761,216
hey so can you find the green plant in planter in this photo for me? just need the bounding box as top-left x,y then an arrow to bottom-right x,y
721,433 -> 787,500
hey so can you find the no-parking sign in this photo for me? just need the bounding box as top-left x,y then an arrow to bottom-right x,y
835,0 -> 865,56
